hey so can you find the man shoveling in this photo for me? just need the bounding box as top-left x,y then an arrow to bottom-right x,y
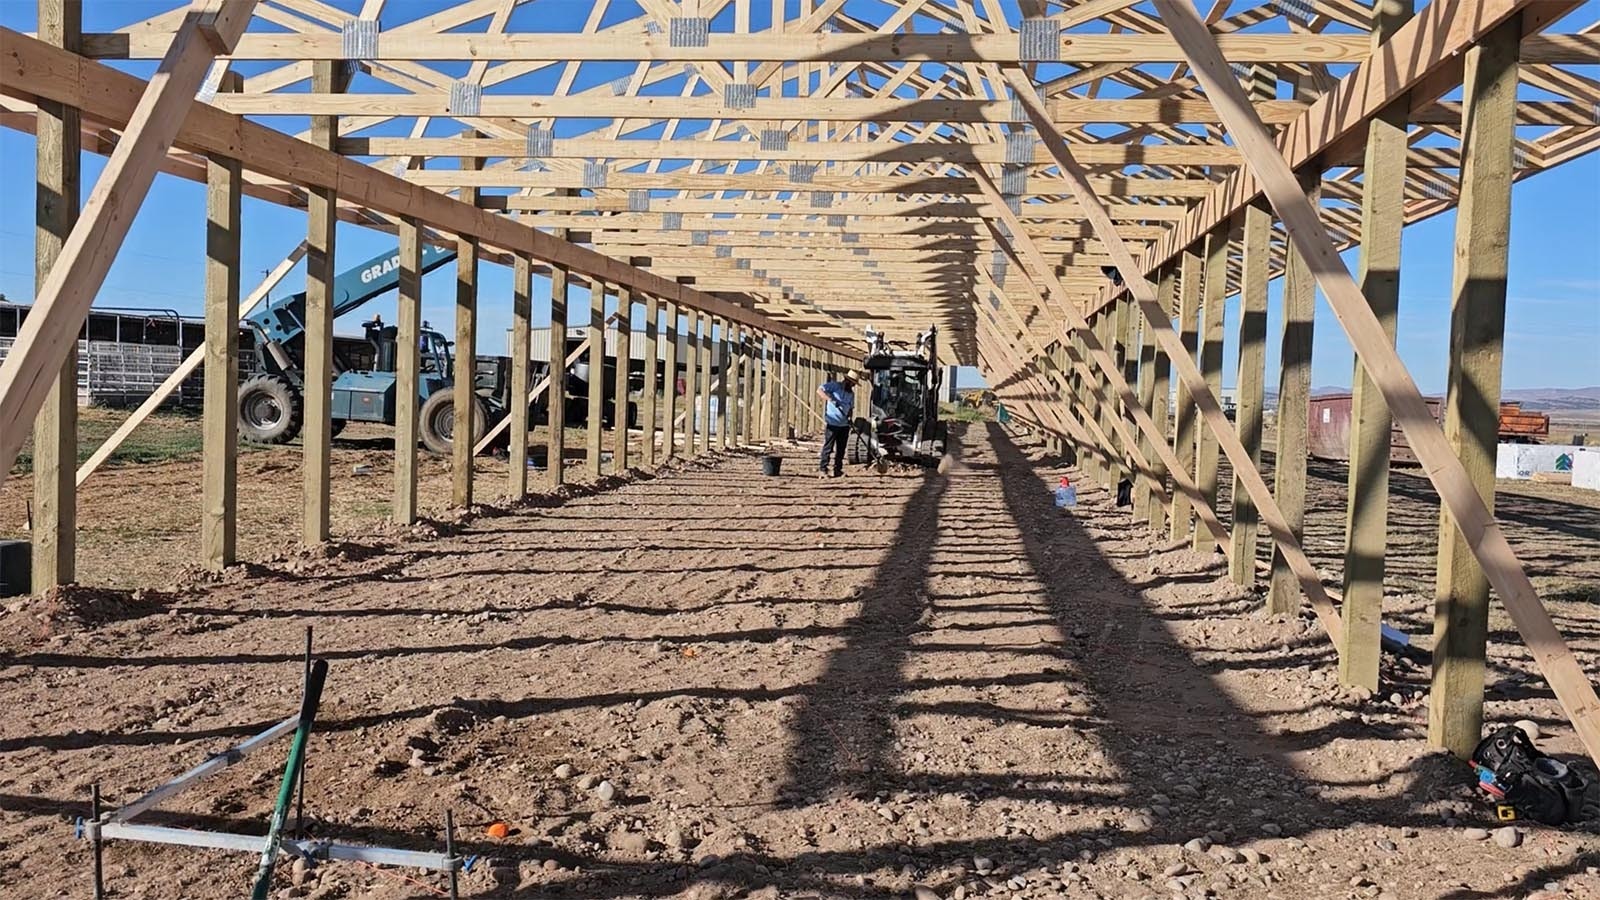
817,371 -> 858,478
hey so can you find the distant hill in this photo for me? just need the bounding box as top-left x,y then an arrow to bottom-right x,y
1501,386 -> 1600,411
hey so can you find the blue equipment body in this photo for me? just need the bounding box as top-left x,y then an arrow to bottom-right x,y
243,244 -> 463,426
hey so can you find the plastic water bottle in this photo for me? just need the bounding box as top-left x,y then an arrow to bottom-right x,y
1054,475 -> 1077,508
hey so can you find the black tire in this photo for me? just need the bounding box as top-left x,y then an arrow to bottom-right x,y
419,388 -> 487,455
330,418 -> 347,438
847,430 -> 870,465
238,374 -> 303,444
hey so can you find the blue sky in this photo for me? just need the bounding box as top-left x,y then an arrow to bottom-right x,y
1,0 -> 1597,392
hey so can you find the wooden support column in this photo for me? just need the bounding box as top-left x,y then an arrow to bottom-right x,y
0,0 -> 256,482
547,260 -> 570,485
1340,0 -> 1414,689
612,287 -> 632,471
1140,267 -> 1175,531
640,294 -> 661,468
683,309 -> 701,457
698,314 -> 715,452
1192,225 -> 1228,553
585,282 -> 605,478
661,302 -> 679,460
452,136 -> 481,507
31,0 -> 81,590
1119,294 -> 1140,471
508,252 -> 534,500
200,71 -> 242,571
715,318 -> 731,450
303,58 -> 339,544
1230,203 -> 1272,584
1431,17 -> 1520,757
393,218 -> 422,524
1267,173 -> 1321,615
1168,247 -> 1201,541
740,329 -> 756,445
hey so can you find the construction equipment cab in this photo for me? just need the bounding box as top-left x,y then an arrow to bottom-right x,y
849,325 -> 947,469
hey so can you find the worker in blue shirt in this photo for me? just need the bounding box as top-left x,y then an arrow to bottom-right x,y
816,371 -> 859,478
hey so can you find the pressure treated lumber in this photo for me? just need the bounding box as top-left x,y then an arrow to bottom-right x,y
508,253 -> 533,500
30,0 -> 80,591
613,289 -> 633,471
1154,0 -> 1600,765
698,316 -> 715,452
303,57 -> 337,545
1268,175 -> 1318,616
1168,248 -> 1200,542
394,219 -> 422,525
0,0 -> 258,489
640,295 -> 661,469
1229,204 -> 1271,586
586,284 -> 605,479
684,309 -> 701,458
1431,19 -> 1520,758
1341,0 -> 1415,691
1191,227 -> 1228,554
1144,267 -> 1174,532
661,303 -> 680,460
200,80 -> 241,571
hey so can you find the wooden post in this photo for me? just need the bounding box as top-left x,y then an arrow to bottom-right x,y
698,313 -> 715,452
640,294 -> 660,468
302,59 -> 339,545
31,0 -> 81,590
1339,0 -> 1414,689
508,252 -> 534,499
1430,17 -> 1520,757
740,329 -> 756,445
452,135 -> 481,507
547,260 -> 570,486
1140,267 -> 1175,531
1168,246 -> 1201,541
715,317 -> 731,450
683,309 -> 701,457
1267,173 -> 1320,615
661,302 -> 679,459
585,282 -> 605,478
612,287 -> 632,471
200,71 -> 242,571
393,218 -> 422,524
1191,225 -> 1228,553
1230,203 -> 1272,585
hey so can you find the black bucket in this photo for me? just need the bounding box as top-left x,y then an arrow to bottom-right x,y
761,455 -> 783,477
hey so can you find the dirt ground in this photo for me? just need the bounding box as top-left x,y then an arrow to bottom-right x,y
0,422 -> 1597,900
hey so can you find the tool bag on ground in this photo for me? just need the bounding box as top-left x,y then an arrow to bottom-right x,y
1471,725 -> 1592,825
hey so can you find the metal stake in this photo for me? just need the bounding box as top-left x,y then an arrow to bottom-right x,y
91,783 -> 104,899
444,810 -> 459,900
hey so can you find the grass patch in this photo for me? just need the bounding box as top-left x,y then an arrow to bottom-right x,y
12,407 -> 208,474
941,402 -> 989,424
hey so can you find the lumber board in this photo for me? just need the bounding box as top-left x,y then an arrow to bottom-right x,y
200,103 -> 241,571
394,219 -> 421,524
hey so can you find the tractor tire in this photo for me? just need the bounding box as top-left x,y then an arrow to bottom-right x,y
847,430 -> 870,466
419,388 -> 487,455
330,418 -> 347,438
238,374 -> 303,444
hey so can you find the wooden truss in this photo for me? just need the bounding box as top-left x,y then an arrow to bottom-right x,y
2,0 -> 1598,763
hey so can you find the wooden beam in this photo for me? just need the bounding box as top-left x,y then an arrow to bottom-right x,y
394,217 -> 422,525
547,259 -> 571,485
716,318 -> 732,451
684,309 -> 702,457
1154,0 -> 1600,764
585,283 -> 605,479
640,294 -> 661,468
613,287 -> 633,471
1342,0 -> 1415,690
1191,225 -> 1228,553
699,313 -> 715,452
200,71 -> 241,571
451,146 -> 481,507
0,0 -> 257,486
1229,203 -> 1271,586
302,56 -> 336,545
1168,247 -> 1200,542
661,302 -> 680,460
29,0 -> 81,590
1431,18 -> 1519,757
508,252 -> 533,499
1142,266 -> 1174,532
1268,173 -> 1318,616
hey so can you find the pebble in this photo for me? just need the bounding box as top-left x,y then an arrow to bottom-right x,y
1514,719 -> 1541,741
1124,813 -> 1155,832
577,774 -> 600,790
1183,838 -> 1211,853
972,857 -> 994,875
1493,826 -> 1522,849
1240,849 -> 1265,865
1210,846 -> 1244,865
596,780 -> 618,802
554,764 -> 574,779
1260,823 -> 1282,836
1162,862 -> 1189,878
1461,827 -> 1490,842
912,887 -> 941,900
